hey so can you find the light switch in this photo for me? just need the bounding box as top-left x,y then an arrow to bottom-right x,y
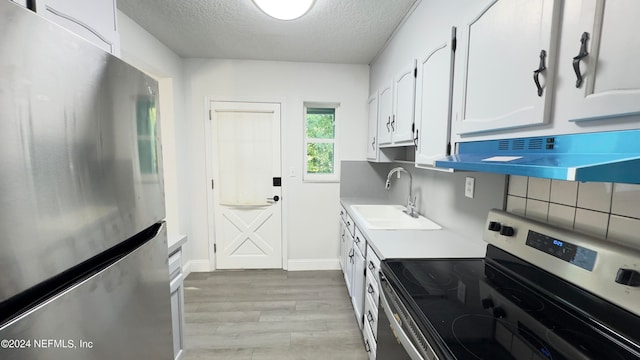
465,177 -> 475,199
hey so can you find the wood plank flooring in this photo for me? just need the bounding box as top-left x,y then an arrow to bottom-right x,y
182,270 -> 369,360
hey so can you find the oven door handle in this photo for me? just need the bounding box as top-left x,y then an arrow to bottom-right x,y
379,278 -> 425,360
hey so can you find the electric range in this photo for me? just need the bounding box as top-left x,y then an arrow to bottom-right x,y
378,209 -> 640,360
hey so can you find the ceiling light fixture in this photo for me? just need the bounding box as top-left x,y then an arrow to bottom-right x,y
251,0 -> 315,21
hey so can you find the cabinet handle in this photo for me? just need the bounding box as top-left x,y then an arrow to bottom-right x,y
573,32 -> 590,88
367,311 -> 374,323
368,261 -> 375,271
355,236 -> 360,244
391,115 -> 396,131
413,128 -> 419,148
533,49 -> 547,97
367,283 -> 374,294
347,221 -> 351,227
371,137 -> 376,150
365,339 -> 371,353
340,210 -> 344,216
386,116 -> 391,132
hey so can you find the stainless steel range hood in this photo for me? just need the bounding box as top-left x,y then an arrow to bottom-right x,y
435,130 -> 640,183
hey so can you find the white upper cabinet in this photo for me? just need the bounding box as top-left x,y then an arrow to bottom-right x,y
376,61 -> 417,148
555,0 -> 640,123
415,29 -> 456,168
453,0 -> 562,136
392,60 -> 417,145
34,0 -> 120,55
366,94 -> 378,161
377,83 -> 393,146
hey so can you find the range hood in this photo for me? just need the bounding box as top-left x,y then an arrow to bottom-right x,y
435,130 -> 640,183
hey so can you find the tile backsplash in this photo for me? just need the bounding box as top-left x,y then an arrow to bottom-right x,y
506,176 -> 640,250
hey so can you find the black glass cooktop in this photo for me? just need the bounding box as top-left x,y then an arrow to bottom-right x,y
381,245 -> 640,360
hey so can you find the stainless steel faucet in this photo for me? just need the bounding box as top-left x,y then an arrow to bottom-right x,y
385,167 -> 418,218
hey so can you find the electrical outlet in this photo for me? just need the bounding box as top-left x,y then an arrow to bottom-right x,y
289,166 -> 296,177
465,177 -> 475,199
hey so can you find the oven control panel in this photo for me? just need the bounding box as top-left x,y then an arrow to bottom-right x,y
525,230 -> 597,271
483,209 -> 640,317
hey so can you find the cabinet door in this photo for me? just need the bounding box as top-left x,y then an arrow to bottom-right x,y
377,84 -> 393,146
558,0 -> 640,123
170,272 -> 185,360
352,244 -> 366,329
415,29 -> 456,167
33,0 -> 120,55
392,60 -> 417,144
366,93 -> 379,160
339,219 -> 347,272
455,0 -> 561,135
345,237 -> 354,297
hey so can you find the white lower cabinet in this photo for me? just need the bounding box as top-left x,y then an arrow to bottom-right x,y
363,245 -> 381,359
352,242 -> 366,329
339,208 -> 381,357
168,247 -> 185,360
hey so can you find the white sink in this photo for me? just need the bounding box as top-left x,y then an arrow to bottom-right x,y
349,204 -> 442,230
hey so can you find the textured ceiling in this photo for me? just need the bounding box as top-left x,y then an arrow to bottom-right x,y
117,0 -> 417,64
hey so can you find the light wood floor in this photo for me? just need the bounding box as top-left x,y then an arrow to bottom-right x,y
182,270 -> 369,360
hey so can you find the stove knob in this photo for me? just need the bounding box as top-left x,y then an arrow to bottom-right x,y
493,307 -> 506,319
488,221 -> 502,232
481,298 -> 494,309
500,226 -> 515,237
615,268 -> 640,287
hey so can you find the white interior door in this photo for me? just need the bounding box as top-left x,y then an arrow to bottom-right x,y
211,101 -> 282,269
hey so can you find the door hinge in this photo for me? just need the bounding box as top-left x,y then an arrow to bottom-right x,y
211,179 -> 214,189
209,109 -> 212,120
414,67 -> 417,78
451,26 -> 457,52
446,142 -> 452,156
213,243 -> 217,253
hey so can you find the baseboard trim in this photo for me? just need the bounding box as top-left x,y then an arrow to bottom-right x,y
183,259 -> 211,278
287,258 -> 341,271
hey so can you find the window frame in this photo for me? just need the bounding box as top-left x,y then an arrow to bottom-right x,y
303,102 -> 340,182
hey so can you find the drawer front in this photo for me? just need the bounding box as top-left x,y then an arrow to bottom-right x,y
363,308 -> 377,360
168,248 -> 182,277
366,245 -> 381,283
354,227 -> 367,255
345,213 -> 355,237
365,272 -> 379,310
339,205 -> 347,224
364,294 -> 379,340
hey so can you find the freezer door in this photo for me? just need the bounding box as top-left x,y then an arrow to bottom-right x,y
0,226 -> 173,360
0,0 -> 166,301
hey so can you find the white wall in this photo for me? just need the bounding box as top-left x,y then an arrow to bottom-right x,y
117,12 -> 187,244
183,59 -> 369,270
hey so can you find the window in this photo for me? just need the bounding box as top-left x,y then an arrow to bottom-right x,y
304,103 -> 339,182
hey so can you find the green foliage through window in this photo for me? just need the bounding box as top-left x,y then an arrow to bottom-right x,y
305,107 -> 336,176
306,143 -> 334,174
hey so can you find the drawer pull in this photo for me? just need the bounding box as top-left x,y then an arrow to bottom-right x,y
367,284 -> 375,294
368,261 -> 375,271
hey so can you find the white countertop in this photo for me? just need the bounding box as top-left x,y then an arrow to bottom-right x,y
168,234 -> 187,255
341,197 -> 487,260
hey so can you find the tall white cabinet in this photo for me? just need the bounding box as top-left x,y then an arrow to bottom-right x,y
453,0 -> 562,136
33,0 -> 120,55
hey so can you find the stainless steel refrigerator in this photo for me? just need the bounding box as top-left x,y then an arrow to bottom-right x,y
0,2 -> 173,359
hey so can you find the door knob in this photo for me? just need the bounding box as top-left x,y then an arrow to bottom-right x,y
267,195 -> 280,202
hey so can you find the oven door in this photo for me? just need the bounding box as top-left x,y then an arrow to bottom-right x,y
378,273 -> 437,360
